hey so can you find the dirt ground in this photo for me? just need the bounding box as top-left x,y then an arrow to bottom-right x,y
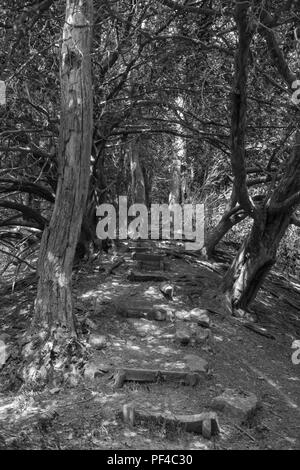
0,242 -> 299,450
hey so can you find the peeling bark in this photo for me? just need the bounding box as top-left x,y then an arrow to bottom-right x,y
224,132 -> 300,311
33,0 -> 93,333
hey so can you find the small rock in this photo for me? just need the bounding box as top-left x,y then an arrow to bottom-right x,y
147,309 -> 167,321
189,308 -> 211,328
211,388 -> 258,421
89,333 -> 107,350
84,361 -> 109,380
233,308 -> 257,323
175,328 -> 191,345
160,282 -> 174,299
184,354 -> 209,373
175,310 -> 191,321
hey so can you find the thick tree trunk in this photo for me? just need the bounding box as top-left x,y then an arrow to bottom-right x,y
223,210 -> 292,311
224,128 -> 300,312
33,0 -> 93,333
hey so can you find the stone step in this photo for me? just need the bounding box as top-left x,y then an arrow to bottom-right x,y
121,404 -> 220,439
128,270 -> 169,282
133,253 -> 166,262
129,246 -> 150,253
116,305 -> 172,322
136,261 -> 166,271
112,367 -> 207,388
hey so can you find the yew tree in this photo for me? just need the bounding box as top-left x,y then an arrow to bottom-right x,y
223,0 -> 300,313
33,0 -> 93,335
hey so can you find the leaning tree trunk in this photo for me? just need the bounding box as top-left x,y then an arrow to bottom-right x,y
33,0 -> 93,334
223,131 -> 300,312
205,195 -> 247,258
223,210 -> 291,311
205,210 -> 244,258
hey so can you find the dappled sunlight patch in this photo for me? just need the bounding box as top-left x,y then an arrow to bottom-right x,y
0,400 -> 19,419
247,364 -> 300,411
125,344 -> 141,351
123,430 -> 137,438
189,440 -> 209,450
155,345 -> 175,355
214,335 -> 224,342
2,241 -> 300,449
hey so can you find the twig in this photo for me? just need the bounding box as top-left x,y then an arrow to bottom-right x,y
234,424 -> 256,442
106,256 -> 125,275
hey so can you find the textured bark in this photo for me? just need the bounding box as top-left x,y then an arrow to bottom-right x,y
224,132 -> 300,310
130,137 -> 146,205
77,141 -> 107,260
223,2 -> 300,311
230,1 -> 254,215
33,0 -> 93,333
169,154 -> 182,206
169,96 -> 185,206
205,208 -> 246,258
223,210 -> 291,310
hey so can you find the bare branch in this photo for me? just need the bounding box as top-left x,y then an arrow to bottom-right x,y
0,202 -> 47,230
0,179 -> 55,203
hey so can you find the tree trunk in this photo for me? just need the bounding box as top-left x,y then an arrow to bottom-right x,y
33,0 -> 93,333
223,210 -> 292,311
204,187 -> 245,258
205,213 -> 239,258
205,207 -> 247,258
169,96 -> 185,207
130,137 -> 146,205
76,140 -> 107,260
224,128 -> 300,312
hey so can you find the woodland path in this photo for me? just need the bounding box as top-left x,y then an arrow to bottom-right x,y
0,240 -> 299,449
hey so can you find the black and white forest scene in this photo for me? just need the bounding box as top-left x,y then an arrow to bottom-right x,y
0,0 -> 299,453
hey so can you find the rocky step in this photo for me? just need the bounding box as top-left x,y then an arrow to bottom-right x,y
211,388 -> 259,423
132,253 -> 166,262
112,367 -> 207,388
129,246 -> 150,253
133,253 -> 167,271
116,305 -> 172,321
136,261 -> 166,271
128,270 -> 169,282
121,404 -> 220,439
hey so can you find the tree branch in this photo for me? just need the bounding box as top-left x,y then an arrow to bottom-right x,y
230,1 -> 255,215
0,179 -> 55,203
0,202 -> 47,230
